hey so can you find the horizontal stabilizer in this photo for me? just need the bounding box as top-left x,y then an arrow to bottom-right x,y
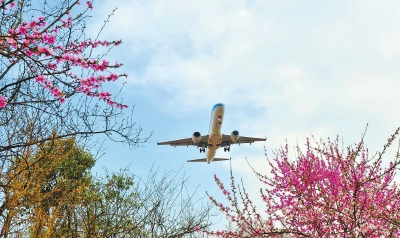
187,158 -> 207,162
213,158 -> 230,161
187,158 -> 230,163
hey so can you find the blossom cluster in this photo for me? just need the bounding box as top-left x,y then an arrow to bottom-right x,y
204,128 -> 400,237
0,0 -> 128,109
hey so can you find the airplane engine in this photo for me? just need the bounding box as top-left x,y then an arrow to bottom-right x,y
192,132 -> 201,144
230,130 -> 239,142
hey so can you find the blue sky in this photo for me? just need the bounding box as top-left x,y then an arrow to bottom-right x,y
86,0 -> 400,229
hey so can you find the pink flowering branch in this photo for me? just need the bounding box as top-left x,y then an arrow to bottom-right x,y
205,127 -> 400,237
0,96 -> 7,108
0,0 -> 128,109
0,0 -> 148,156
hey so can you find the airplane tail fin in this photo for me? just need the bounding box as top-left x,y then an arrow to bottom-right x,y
187,158 -> 230,163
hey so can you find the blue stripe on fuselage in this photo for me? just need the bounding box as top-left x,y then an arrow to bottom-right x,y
212,103 -> 225,112
209,103 -> 225,132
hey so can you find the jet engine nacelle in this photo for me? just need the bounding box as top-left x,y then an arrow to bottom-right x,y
192,132 -> 201,144
230,130 -> 239,142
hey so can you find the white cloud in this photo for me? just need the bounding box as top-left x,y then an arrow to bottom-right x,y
280,66 -> 302,79
379,30 -> 400,60
93,0 -> 398,123
91,0 -> 400,193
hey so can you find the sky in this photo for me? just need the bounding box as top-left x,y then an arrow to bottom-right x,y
86,0 -> 400,230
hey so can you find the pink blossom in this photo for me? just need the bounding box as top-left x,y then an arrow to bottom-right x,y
51,88 -> 63,98
40,47 -> 55,56
62,53 -> 72,60
0,96 -> 7,108
43,34 -> 56,44
28,21 -> 38,28
6,37 -> 16,46
99,91 -> 111,99
102,59 -> 109,66
109,73 -> 118,81
35,75 -> 46,83
86,1 -> 93,10
18,26 -> 27,35
26,50 -> 33,57
47,63 -> 57,70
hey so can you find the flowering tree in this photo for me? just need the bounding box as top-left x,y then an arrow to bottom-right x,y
0,0 -> 124,108
0,0 -> 146,162
206,128 -> 400,237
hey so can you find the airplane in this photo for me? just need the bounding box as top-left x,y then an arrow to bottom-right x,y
157,103 -> 266,164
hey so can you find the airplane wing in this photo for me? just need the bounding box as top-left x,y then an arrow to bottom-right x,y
221,134 -> 266,146
187,158 -> 230,162
157,135 -> 209,147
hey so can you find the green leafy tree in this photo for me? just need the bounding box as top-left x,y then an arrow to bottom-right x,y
0,137 -> 95,237
75,168 -> 214,237
0,137 -> 214,237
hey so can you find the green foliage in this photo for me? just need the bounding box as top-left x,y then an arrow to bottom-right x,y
33,137 -> 95,210
0,138 -> 213,237
77,170 -> 145,237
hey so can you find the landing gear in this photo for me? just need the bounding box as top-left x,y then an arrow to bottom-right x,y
199,148 -> 205,153
224,146 -> 230,152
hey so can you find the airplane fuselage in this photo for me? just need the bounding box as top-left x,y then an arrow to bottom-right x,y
205,103 -> 225,163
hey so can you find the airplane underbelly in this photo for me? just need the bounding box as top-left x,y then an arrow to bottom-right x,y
206,105 -> 224,163
208,135 -> 222,149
